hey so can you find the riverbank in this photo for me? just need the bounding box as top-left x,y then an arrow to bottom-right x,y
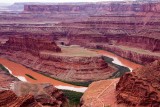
0,48 -> 142,92
0,58 -> 87,92
102,56 -> 130,78
95,50 -> 142,71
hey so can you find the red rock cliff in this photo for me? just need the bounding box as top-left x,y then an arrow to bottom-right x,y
3,36 -> 61,55
116,36 -> 160,52
116,60 -> 160,106
0,90 -> 42,107
24,2 -> 160,12
12,82 -> 69,107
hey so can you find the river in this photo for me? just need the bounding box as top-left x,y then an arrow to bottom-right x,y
0,58 -> 87,92
0,50 -> 142,92
95,50 -> 142,71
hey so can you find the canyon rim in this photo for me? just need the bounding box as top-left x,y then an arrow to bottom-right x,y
0,0 -> 160,107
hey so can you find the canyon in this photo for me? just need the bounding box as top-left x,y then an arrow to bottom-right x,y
1,2 -> 159,65
0,65 -> 68,106
0,36 -> 115,82
0,0 -> 160,106
81,60 -> 160,107
116,60 -> 160,106
0,83 -> 69,107
0,65 -> 19,90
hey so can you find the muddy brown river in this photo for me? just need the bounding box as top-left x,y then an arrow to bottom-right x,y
0,58 -> 87,92
96,50 -> 142,71
0,50 -> 142,92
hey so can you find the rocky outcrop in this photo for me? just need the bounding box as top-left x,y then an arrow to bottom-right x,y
11,82 -> 69,107
116,36 -> 160,52
68,30 -> 109,46
101,44 -> 160,65
0,68 -> 68,106
0,68 -> 19,90
2,36 -> 61,56
0,50 -> 114,82
80,79 -> 120,107
24,2 -> 160,13
69,39 -> 160,65
81,60 -> 160,107
0,90 -> 42,107
116,60 -> 160,106
0,37 -> 115,82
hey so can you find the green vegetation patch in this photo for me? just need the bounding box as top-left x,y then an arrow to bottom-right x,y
25,74 -> 37,80
102,56 -> 130,78
61,90 -> 83,107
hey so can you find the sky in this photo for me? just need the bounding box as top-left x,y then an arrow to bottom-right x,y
0,0 -> 130,4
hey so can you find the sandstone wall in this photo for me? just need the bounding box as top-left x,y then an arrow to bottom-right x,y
0,37 -> 114,82
81,59 -> 160,107
1,51 -> 114,82
12,82 -> 69,107
0,90 -> 42,107
3,36 -> 61,56
24,2 -> 160,13
68,39 -> 160,65
116,36 -> 160,51
0,82 -> 69,107
116,60 -> 160,106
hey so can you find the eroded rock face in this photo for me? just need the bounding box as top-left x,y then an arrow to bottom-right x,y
0,69 -> 19,90
80,79 -> 120,107
68,30 -> 109,46
0,90 -> 42,107
69,38 -> 160,65
0,37 -> 114,82
0,50 -> 114,82
101,44 -> 160,65
116,36 -> 160,52
116,60 -> 160,106
81,60 -> 160,107
24,2 -> 160,13
2,36 -> 61,56
11,82 -> 69,107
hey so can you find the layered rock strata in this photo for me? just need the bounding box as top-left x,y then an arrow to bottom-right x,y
0,37 -> 114,82
24,2 -> 160,13
81,60 -> 160,107
0,70 -> 68,106
100,44 -> 160,65
11,82 -> 69,107
116,36 -> 160,52
2,36 -> 61,56
69,38 -> 160,64
116,60 -> 160,106
68,30 -> 109,46
0,90 -> 42,107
